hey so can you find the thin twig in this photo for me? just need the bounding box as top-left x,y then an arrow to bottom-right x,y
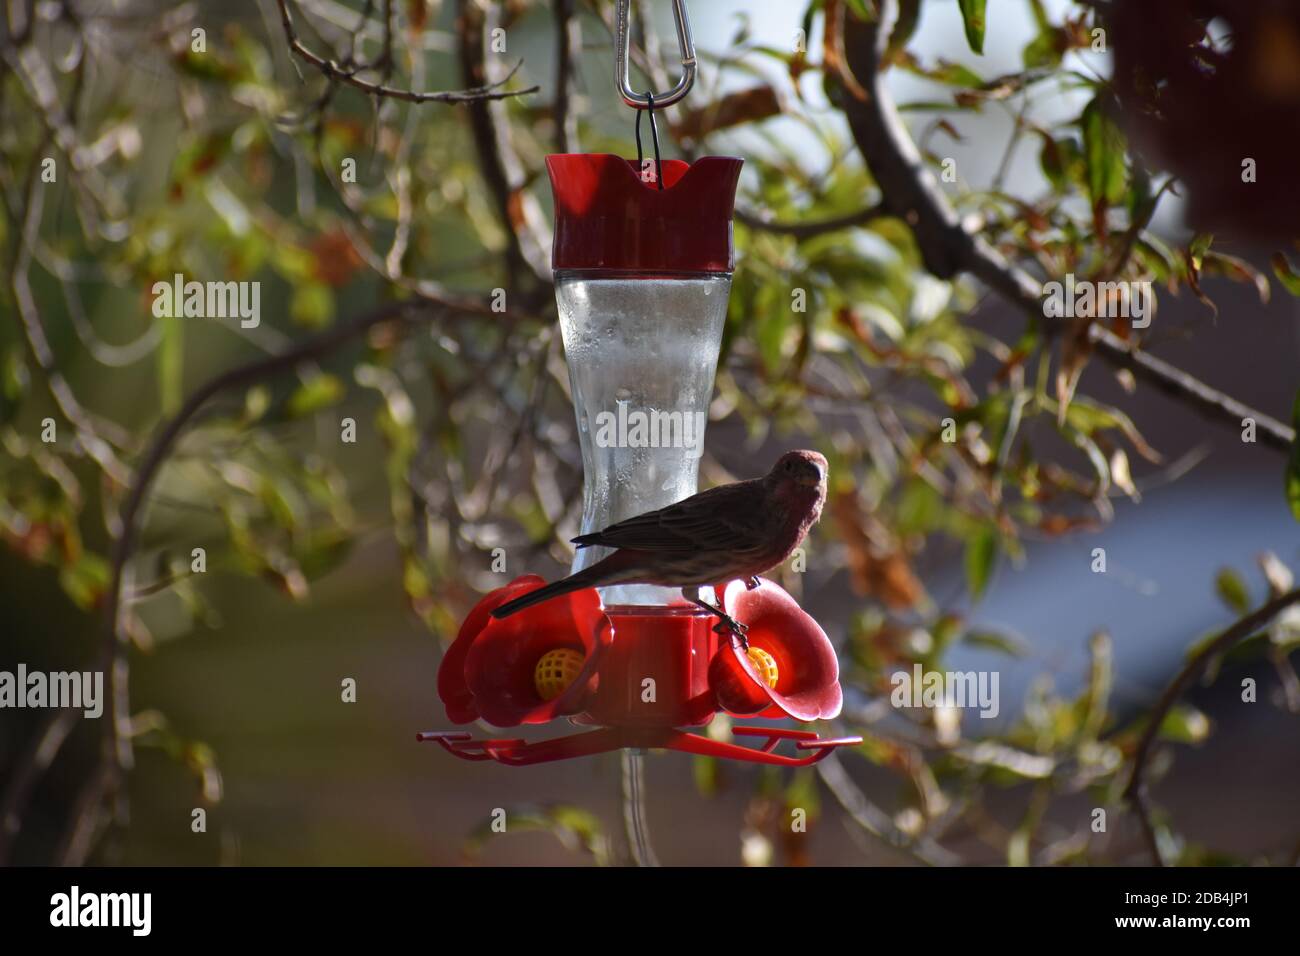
1120,587 -> 1300,864
1088,326 -> 1293,451
736,202 -> 886,239
817,752 -> 961,866
1128,787 -> 1164,867
275,0 -> 537,103
5,119 -> 130,486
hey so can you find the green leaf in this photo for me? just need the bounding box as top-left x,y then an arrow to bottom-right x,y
297,529 -> 355,579
964,527 -> 998,600
1214,568 -> 1251,615
845,0 -> 874,22
903,58 -> 985,87
1063,396 -> 1160,462
753,283 -> 789,372
692,754 -> 720,797
1158,704 -> 1210,744
1022,30 -> 1062,69
1271,252 -> 1300,296
895,478 -> 944,535
1036,132 -> 1066,190
1287,388 -> 1300,521
1082,97 -> 1127,207
1079,631 -> 1112,740
462,803 -> 608,863
1061,425 -> 1111,499
59,552 -> 111,611
1188,232 -> 1214,269
1202,251 -> 1270,304
1135,234 -> 1178,279
886,0 -> 922,60
290,283 -> 335,328
1007,827 -> 1030,867
963,629 -> 1028,656
1022,1 -> 1062,69
287,373 -> 345,418
243,385 -> 271,423
0,346 -> 29,424
957,0 -> 987,54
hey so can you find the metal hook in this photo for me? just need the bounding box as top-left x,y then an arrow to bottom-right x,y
616,0 -> 696,110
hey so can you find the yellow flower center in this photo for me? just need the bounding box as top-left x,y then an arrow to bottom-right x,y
746,646 -> 780,688
534,647 -> 585,701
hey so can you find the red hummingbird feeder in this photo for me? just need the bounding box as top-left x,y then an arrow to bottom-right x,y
421,0 -> 857,767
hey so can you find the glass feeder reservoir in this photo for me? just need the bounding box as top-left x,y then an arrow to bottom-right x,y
546,153 -> 743,727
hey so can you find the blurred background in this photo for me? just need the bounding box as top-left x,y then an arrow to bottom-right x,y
1,0 -> 1298,865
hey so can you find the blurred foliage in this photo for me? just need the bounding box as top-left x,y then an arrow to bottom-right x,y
1,0 -> 1298,865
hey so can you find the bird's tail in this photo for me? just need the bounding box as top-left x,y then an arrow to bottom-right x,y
491,566 -> 605,620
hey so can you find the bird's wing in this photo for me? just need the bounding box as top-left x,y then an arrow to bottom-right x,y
572,480 -> 765,553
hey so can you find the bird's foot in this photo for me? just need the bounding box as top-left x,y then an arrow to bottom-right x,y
712,614 -> 749,645
683,588 -> 748,641
745,576 -> 761,591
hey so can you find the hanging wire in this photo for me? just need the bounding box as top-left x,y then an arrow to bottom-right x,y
634,93 -> 665,191
621,749 -> 660,866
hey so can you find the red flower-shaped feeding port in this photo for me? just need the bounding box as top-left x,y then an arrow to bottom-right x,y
422,576 -> 860,766
436,575 -> 612,727
708,579 -> 844,722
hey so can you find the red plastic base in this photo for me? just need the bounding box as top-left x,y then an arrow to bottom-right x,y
417,725 -> 861,767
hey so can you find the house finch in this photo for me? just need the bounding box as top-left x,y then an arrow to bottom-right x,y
491,450 -> 827,634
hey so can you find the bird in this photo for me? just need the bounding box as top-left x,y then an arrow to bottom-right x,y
490,449 -> 828,636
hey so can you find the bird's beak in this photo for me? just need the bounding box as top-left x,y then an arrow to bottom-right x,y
797,469 -> 823,488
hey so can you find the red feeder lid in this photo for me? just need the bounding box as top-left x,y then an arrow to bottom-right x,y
546,153 -> 743,275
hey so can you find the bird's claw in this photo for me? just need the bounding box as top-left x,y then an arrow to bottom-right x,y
713,616 -> 749,646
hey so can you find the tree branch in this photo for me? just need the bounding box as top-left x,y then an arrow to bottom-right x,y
456,0 -> 553,293
736,202 -> 887,240
552,0 -> 580,154
837,0 -> 1295,454
276,0 -> 538,104
1087,326 -> 1293,451
1121,587 -> 1300,865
